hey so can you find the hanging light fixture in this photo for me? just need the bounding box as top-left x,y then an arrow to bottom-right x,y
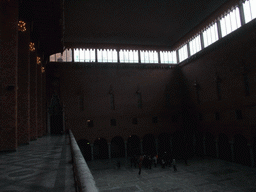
29,42 -> 35,52
41,67 -> 45,73
18,21 -> 26,32
37,57 -> 41,65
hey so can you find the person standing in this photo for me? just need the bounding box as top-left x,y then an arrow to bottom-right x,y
138,155 -> 143,175
153,155 -> 157,167
172,159 -> 177,172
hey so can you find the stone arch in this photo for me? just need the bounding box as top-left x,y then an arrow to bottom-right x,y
195,131 -> 204,157
77,139 -> 92,161
93,138 -> 108,159
253,137 -> 256,167
205,132 -> 216,157
111,136 -> 125,158
218,133 -> 232,162
158,133 -> 171,157
142,134 -> 156,155
234,134 -> 251,166
172,131 -> 184,159
127,135 -> 140,157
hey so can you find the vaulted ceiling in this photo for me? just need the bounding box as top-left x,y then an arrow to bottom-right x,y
19,0 -> 230,56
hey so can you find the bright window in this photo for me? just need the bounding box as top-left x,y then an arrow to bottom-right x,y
119,50 -> 138,63
178,44 -> 188,62
243,0 -> 256,23
97,49 -> 117,63
220,7 -> 241,37
189,35 -> 202,56
160,51 -> 177,64
203,23 -> 218,48
140,50 -> 158,63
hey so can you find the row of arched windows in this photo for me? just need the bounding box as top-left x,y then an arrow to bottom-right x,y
50,0 -> 256,64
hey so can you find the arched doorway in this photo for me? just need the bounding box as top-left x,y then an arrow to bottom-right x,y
77,139 -> 91,161
253,137 -> 256,167
127,135 -> 140,157
172,131 -> 184,159
195,131 -> 204,157
111,136 -> 125,158
142,134 -> 156,155
205,132 -> 216,157
218,133 -> 232,162
234,134 -> 251,166
93,138 -> 108,159
158,133 -> 171,157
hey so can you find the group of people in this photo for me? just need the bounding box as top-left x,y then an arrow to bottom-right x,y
130,153 -> 177,175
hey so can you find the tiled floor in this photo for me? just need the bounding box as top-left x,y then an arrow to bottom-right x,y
87,157 -> 256,192
0,134 -> 75,192
2,135 -> 256,192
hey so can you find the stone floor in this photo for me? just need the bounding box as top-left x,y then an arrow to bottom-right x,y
0,134 -> 75,192
87,157 -> 256,192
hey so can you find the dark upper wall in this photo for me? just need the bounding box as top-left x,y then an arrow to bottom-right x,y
180,20 -> 256,143
46,64 -> 183,142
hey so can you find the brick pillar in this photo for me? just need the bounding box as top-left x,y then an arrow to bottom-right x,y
108,143 -> 111,159
0,0 -> 19,151
30,51 -> 38,140
90,144 -> 94,160
41,66 -> 46,135
17,22 -> 30,145
37,59 -> 42,137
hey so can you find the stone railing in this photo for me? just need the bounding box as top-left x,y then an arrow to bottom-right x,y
69,130 -> 99,192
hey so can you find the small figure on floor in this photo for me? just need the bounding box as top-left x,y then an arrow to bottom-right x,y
172,159 -> 177,172
138,155 -> 144,175
153,155 -> 157,167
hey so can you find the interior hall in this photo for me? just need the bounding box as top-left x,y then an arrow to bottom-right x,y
1,0 -> 256,191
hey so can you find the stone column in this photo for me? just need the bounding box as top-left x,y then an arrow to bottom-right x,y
203,135 -> 206,156
37,57 -> 42,137
230,140 -> 235,162
0,0 -> 19,151
108,143 -> 111,159
193,133 -> 196,154
41,68 -> 46,135
155,138 -> 158,154
17,22 -> 30,145
170,138 -> 173,154
215,138 -> 219,158
140,140 -> 143,154
239,1 -> 246,26
90,144 -> 94,161
30,50 -> 38,140
124,141 -> 127,159
157,51 -> 161,64
248,144 -> 254,167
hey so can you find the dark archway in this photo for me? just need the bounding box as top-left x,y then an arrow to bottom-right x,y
158,133 -> 171,157
77,139 -> 91,161
111,136 -> 125,158
127,135 -> 140,157
253,137 -> 256,167
218,133 -> 232,162
195,131 -> 204,157
142,134 -> 156,155
234,134 -> 251,166
172,131 -> 185,159
205,132 -> 216,157
93,138 -> 108,159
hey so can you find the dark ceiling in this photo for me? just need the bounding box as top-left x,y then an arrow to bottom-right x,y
64,0 -> 229,49
19,0 -> 229,56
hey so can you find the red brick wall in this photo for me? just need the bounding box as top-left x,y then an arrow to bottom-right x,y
180,22 -> 256,144
46,64 -> 183,143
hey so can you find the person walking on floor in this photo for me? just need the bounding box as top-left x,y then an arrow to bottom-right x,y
172,159 -> 177,172
153,155 -> 157,167
138,155 -> 143,175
